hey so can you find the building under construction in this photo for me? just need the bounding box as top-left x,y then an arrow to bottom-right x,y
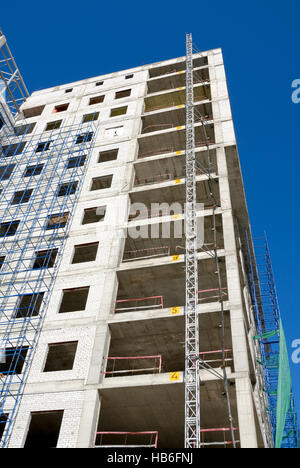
0,29 -> 298,448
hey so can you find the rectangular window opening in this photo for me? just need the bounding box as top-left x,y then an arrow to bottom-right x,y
59,287 -> 90,313
0,346 -> 29,375
0,256 -> 5,270
115,89 -> 131,99
125,74 -> 134,80
14,122 -> 36,136
75,132 -> 93,144
23,105 -> 45,118
0,414 -> 8,442
24,411 -> 64,448
46,212 -> 69,230
15,293 -> 44,319
95,81 -> 104,87
82,207 -> 106,225
11,189 -> 33,205
82,112 -> 99,123
72,242 -> 99,264
98,148 -> 118,163
53,104 -> 69,113
0,164 -> 15,181
2,142 -> 26,157
67,155 -> 86,169
0,221 -> 20,238
35,141 -> 52,153
43,342 -> 78,372
90,175 -> 112,191
110,106 -> 127,118
24,164 -> 44,177
32,249 -> 58,270
57,181 -> 78,197
45,120 -> 62,132
89,96 -> 104,105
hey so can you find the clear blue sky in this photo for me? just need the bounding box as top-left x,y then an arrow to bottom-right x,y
1,0 -> 300,418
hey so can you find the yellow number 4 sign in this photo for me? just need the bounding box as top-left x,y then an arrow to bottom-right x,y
170,372 -> 180,381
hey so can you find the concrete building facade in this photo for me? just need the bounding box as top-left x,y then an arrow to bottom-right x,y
0,47 -> 272,448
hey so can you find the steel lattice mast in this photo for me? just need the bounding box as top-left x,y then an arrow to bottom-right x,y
0,29 -> 29,116
184,33 -> 201,448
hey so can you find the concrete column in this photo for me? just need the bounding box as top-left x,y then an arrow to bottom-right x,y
217,146 -> 258,448
76,389 -> 100,448
235,378 -> 258,448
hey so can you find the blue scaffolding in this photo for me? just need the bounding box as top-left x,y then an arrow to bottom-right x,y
246,232 -> 299,448
0,117 -> 97,447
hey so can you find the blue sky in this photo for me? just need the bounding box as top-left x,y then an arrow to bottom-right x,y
1,0 -> 300,420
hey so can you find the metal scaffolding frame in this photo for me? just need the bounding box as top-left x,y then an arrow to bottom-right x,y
246,232 -> 300,448
0,29 -> 29,116
0,118 -> 97,447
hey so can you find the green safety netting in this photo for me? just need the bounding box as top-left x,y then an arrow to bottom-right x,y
275,319 -> 292,448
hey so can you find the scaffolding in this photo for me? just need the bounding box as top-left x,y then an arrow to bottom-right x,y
0,117 -> 97,447
246,232 -> 300,448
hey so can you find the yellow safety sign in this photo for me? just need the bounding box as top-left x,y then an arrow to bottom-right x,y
172,255 -> 181,262
170,372 -> 180,381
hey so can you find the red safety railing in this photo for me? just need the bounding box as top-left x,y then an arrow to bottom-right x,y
123,246 -> 170,262
128,205 -> 182,222
128,202 -> 216,223
115,295 -> 164,313
133,169 -> 214,187
198,288 -> 228,303
194,78 -> 210,84
142,117 -> 211,135
151,68 -> 184,78
145,103 -> 182,113
200,427 -> 239,447
138,146 -> 178,159
144,93 -> 209,114
95,431 -> 158,448
199,349 -> 233,368
142,123 -> 175,134
103,355 -> 162,376
134,173 -> 173,186
138,139 -> 215,159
